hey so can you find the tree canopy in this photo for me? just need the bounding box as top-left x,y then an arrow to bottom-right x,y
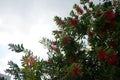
5,0 -> 120,80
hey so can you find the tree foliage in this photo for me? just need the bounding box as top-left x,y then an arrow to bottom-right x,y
5,0 -> 120,80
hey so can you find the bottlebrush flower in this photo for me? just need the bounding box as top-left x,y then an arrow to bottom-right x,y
51,45 -> 58,51
98,29 -> 107,38
76,6 -> 83,14
29,55 -> 36,65
97,50 -> 118,65
106,53 -> 118,65
71,18 -> 78,25
111,54 -> 118,65
109,40 -> 117,48
97,50 -> 107,61
72,66 -> 82,77
68,18 -> 78,27
67,56 -> 75,62
109,22 -> 115,29
104,10 -> 115,22
62,36 -> 70,45
88,31 -> 94,37
24,55 -> 37,68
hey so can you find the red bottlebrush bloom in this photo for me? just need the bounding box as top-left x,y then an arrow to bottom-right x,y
24,55 -> 37,68
97,50 -> 107,61
106,57 -> 112,65
68,18 -> 78,27
98,55 -> 105,61
106,53 -> 118,65
111,54 -> 118,65
62,36 -> 70,45
104,10 -> 115,21
72,66 -> 82,77
109,41 -> 117,48
98,50 -> 118,65
51,45 -> 58,51
72,71 -> 76,77
88,31 -> 94,37
29,55 -> 37,67
109,22 -> 115,29
71,18 -> 78,25
68,56 -> 75,62
76,6 -> 83,14
98,29 -> 107,38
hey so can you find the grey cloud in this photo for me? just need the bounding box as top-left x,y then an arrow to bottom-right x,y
0,0 -> 79,34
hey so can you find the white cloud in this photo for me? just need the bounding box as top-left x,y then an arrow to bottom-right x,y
0,51 -> 23,74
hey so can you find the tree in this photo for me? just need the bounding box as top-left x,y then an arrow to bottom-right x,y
5,0 -> 120,80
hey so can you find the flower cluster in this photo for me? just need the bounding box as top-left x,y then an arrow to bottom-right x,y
72,66 -> 82,77
97,50 -> 118,65
24,55 -> 37,68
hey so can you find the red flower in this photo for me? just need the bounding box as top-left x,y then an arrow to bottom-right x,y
109,22 -> 115,29
62,36 -> 70,45
106,53 -> 118,65
88,31 -> 94,37
106,58 -> 112,64
76,6 -> 83,14
104,10 -> 115,22
98,29 -> 107,38
51,45 -> 58,51
97,50 -> 118,65
97,50 -> 107,60
72,66 -> 82,77
24,55 -> 37,68
68,18 -> 78,27
111,54 -> 118,65
71,18 -> 78,25
109,41 -> 117,48
68,56 -> 75,62
98,55 -> 104,61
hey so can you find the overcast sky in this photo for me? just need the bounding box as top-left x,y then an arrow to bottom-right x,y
0,0 -> 82,74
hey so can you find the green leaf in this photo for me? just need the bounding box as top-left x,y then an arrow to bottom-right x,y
106,48 -> 114,54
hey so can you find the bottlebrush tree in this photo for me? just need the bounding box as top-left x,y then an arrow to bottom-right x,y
5,0 -> 120,80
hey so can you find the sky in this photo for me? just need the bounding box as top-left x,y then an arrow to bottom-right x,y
0,0 -> 99,77
0,0 -> 81,75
